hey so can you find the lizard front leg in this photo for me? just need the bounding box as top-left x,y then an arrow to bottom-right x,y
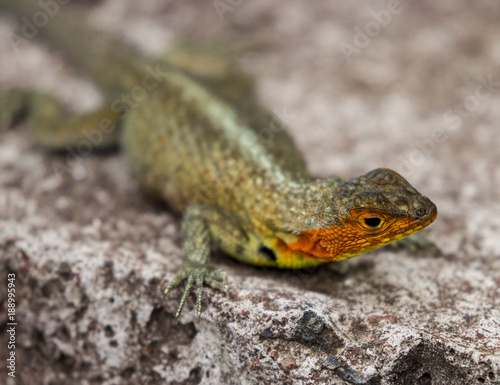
164,204 -> 268,320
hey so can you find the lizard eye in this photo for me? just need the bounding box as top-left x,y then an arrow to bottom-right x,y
364,217 -> 382,228
349,208 -> 389,231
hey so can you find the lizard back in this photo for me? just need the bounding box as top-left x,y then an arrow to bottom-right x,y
120,64 -> 310,215
1,0 -> 311,215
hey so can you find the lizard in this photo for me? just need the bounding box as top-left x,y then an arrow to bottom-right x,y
0,0 -> 438,320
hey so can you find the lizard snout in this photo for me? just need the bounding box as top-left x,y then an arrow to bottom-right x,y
414,201 -> 438,224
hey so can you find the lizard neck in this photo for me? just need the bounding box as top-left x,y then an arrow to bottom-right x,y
246,176 -> 344,236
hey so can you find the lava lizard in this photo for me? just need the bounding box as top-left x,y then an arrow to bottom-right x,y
0,0 -> 438,319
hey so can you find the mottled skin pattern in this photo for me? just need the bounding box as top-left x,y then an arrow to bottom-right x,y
1,1 -> 437,319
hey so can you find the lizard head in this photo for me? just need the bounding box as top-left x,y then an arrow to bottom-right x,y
286,168 -> 437,261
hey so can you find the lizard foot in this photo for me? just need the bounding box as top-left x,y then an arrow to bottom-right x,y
164,265 -> 228,320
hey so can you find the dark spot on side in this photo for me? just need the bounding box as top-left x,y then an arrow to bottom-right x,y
259,246 -> 277,261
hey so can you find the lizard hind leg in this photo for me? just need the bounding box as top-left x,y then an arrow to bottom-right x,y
0,90 -> 121,152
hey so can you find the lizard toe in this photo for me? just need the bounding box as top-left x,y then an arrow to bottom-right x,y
165,267 -> 228,320
211,268 -> 228,282
163,270 -> 188,297
195,275 -> 204,319
175,275 -> 195,320
205,272 -> 228,293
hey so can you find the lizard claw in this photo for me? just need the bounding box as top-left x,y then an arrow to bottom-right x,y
164,266 -> 228,320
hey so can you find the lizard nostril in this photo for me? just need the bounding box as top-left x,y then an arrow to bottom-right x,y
415,208 -> 427,217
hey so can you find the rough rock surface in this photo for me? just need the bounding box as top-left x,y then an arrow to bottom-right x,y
1,0 -> 499,384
